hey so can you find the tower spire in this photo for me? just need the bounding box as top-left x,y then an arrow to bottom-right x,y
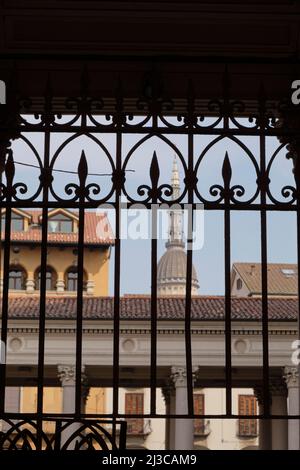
167,156 -> 184,247
157,155 -> 199,296
171,155 -> 180,200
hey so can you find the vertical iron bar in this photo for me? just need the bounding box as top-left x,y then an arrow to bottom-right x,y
296,162 -> 300,449
150,96 -> 159,417
185,81 -> 195,417
0,169 -> 12,414
0,164 -> 3,410
222,152 -> 232,416
150,202 -> 157,415
223,67 -> 232,416
119,420 -> 127,450
36,96 -> 51,440
258,87 -> 271,421
224,202 -> 232,415
112,81 -> 123,423
75,152 -> 86,417
36,78 -> 55,448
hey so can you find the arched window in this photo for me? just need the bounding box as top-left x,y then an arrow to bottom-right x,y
9,266 -> 27,290
65,267 -> 87,292
35,267 -> 57,291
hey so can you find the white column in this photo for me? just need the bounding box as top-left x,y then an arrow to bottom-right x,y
26,278 -> 35,294
162,384 -> 176,450
170,366 -> 195,450
58,365 -> 87,449
169,390 -> 176,450
283,366 -> 300,450
56,279 -> 65,293
58,365 -> 76,414
162,386 -> 171,450
270,378 -> 288,450
86,280 -> 95,295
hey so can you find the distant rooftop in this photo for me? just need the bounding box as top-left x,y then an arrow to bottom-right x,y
232,263 -> 298,296
1,209 -> 114,246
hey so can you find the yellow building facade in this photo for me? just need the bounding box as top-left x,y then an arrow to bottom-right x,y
1,207 -> 114,420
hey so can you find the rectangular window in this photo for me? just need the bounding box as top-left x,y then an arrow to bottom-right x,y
48,214 -> 73,233
2,214 -> 24,232
238,395 -> 258,437
194,394 -> 205,435
125,393 -> 144,435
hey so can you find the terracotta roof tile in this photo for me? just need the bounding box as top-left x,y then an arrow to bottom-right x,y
233,262 -> 298,295
3,295 -> 298,321
1,210 -> 114,246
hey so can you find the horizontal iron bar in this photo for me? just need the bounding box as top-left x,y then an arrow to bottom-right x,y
0,126 -> 295,137
0,53 -> 300,65
0,201 -> 297,211
1,413 -> 299,420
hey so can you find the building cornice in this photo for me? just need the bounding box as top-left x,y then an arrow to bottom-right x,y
4,326 -> 297,336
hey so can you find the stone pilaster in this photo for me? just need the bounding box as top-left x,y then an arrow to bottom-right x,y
56,279 -> 65,293
270,376 -> 288,450
170,366 -> 197,450
162,381 -> 175,450
26,279 -> 35,294
86,280 -> 95,295
283,366 -> 300,450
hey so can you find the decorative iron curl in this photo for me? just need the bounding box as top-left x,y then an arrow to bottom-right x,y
213,153 -> 245,204
209,182 -> 245,204
208,153 -> 247,204
195,136 -> 260,205
266,142 -> 296,206
281,185 -> 297,204
0,151 -> 24,201
0,419 -> 52,451
0,418 -> 125,451
57,420 -> 119,451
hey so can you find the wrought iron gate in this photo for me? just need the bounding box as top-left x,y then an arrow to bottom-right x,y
0,66 -> 299,450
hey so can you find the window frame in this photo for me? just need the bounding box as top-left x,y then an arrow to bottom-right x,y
125,392 -> 144,435
8,266 -> 27,290
48,213 -> 73,233
65,267 -> 87,292
1,212 -> 24,232
35,267 -> 57,291
238,395 -> 258,438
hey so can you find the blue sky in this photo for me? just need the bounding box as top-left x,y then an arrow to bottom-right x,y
9,120 -> 297,295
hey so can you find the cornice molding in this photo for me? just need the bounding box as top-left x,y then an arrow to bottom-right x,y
4,327 -> 297,336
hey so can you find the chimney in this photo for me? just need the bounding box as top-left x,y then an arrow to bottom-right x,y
250,264 -> 255,276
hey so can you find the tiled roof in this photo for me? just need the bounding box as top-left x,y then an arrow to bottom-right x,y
233,263 -> 298,296
3,295 -> 298,321
1,210 -> 114,246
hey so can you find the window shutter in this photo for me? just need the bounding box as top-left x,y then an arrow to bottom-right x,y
238,395 -> 257,436
194,394 -> 205,435
125,393 -> 144,435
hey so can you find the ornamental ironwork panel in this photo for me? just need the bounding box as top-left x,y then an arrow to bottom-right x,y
0,66 -> 299,450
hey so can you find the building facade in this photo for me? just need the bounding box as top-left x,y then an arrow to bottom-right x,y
1,208 -> 114,296
0,207 -> 114,430
2,295 -> 298,450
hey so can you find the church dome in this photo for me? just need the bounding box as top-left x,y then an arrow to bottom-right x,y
157,245 -> 199,295
157,156 -> 199,296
